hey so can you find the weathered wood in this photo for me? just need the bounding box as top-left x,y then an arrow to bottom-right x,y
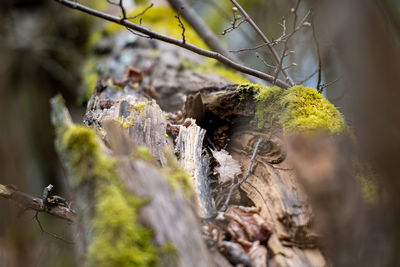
74,27 -> 328,266
175,120 -> 215,217
83,87 -> 217,266
197,87 -> 327,267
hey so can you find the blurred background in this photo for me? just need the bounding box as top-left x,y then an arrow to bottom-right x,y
0,0 -> 399,266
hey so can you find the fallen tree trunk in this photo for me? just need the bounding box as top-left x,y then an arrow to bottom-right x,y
49,22 -> 339,266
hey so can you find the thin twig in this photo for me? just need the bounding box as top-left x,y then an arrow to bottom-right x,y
220,137 -> 263,212
126,3 -> 154,20
318,76 -> 342,93
33,212 -> 74,244
230,43 -> 267,53
297,68 -> 318,84
202,0 -> 255,43
311,10 -> 322,91
166,0 -> 241,63
230,0 -> 295,86
221,7 -> 247,35
125,27 -> 150,38
53,0 -> 291,87
106,0 -> 127,21
175,7 -> 186,44
256,52 -> 276,69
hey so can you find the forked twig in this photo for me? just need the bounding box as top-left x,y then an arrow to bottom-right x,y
230,0 -> 295,86
221,7 -> 247,35
318,76 -> 342,93
126,3 -> 154,20
256,52 -> 276,69
175,7 -> 186,44
33,212 -> 74,244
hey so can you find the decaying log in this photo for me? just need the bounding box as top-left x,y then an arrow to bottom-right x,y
53,25 -> 330,266
196,87 -> 326,267
53,89 -> 218,266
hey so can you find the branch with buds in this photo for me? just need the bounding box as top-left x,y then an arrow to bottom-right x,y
53,0 -> 291,87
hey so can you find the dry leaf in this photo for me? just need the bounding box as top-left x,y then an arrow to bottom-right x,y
225,206 -> 271,247
211,149 -> 241,183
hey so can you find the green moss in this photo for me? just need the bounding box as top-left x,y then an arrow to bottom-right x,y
162,151 -> 193,198
62,125 -> 103,184
355,162 -> 379,204
88,183 -> 156,267
181,59 -> 250,84
243,84 -> 345,134
58,124 -> 157,266
159,242 -> 179,266
134,146 -> 152,162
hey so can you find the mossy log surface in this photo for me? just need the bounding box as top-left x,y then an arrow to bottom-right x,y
56,11 -> 349,265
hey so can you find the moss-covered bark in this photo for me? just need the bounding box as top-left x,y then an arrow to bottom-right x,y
51,96 -> 157,266
238,84 -> 345,134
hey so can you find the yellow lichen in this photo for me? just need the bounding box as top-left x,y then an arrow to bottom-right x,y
129,101 -> 150,117
116,116 -> 135,129
241,84 -> 345,134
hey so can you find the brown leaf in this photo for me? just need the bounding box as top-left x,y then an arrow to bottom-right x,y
123,66 -> 143,83
211,149 -> 241,183
225,206 -> 271,248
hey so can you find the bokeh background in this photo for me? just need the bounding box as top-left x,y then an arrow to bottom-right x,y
1,0 -> 399,266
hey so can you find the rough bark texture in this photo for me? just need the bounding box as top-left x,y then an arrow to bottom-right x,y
56,27 -> 328,266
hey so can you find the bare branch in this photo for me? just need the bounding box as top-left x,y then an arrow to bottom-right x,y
318,76 -> 342,93
126,3 -> 154,20
0,183 -> 76,222
230,43 -> 267,53
221,7 -> 247,35
33,212 -> 74,244
166,0 -> 240,62
230,0 -> 295,86
202,0 -> 255,43
53,0 -> 291,88
272,1 -> 312,85
255,52 -> 275,69
311,10 -> 322,90
175,7 -> 186,44
125,27 -> 150,38
106,0 -> 127,21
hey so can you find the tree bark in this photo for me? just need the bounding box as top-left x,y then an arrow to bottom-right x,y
52,28 -> 327,266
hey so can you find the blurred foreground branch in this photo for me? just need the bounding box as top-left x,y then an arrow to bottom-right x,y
0,184 -> 76,222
